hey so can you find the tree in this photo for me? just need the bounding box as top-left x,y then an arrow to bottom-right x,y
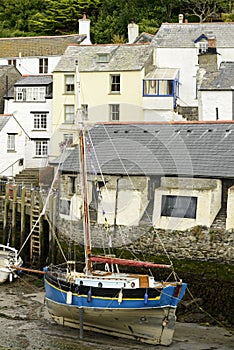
29,0 -> 101,35
182,0 -> 226,22
0,0 -> 46,36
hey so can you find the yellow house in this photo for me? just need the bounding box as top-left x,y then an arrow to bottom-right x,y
51,44 -> 154,156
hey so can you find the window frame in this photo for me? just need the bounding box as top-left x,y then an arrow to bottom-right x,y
35,140 -> 48,156
81,104 -> 88,120
110,74 -> 120,94
161,195 -> 197,219
39,58 -> 48,74
65,74 -> 75,93
33,113 -> 47,130
7,134 -> 16,151
109,104 -> 120,121
59,199 -> 71,215
15,87 -> 46,102
8,59 -> 16,67
64,104 -> 75,124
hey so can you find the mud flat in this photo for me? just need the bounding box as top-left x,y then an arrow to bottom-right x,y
0,276 -> 233,350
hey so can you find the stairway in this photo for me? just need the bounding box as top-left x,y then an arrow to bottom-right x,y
14,168 -> 40,192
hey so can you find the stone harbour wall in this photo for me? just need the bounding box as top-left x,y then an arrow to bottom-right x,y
131,226 -> 234,264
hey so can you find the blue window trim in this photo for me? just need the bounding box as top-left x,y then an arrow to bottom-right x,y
143,78 -> 180,109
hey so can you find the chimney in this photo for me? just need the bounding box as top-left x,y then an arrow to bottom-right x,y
198,35 -> 218,72
79,13 -> 91,45
178,14 -> 184,23
208,36 -> 217,54
128,20 -> 139,44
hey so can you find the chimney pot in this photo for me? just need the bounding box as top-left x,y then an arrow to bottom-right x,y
178,14 -> 184,23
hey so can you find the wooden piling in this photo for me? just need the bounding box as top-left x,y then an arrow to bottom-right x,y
3,183 -> 9,245
20,186 -> 26,260
49,193 -> 57,264
11,185 -> 18,247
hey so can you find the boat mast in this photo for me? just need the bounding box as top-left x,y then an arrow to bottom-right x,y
76,60 -> 92,274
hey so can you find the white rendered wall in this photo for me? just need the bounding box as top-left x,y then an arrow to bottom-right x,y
199,90 -> 232,121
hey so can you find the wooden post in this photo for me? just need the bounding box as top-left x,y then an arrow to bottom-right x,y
49,193 -> 56,264
39,190 -> 44,267
3,183 -> 9,245
30,189 -> 35,262
20,187 -> 26,259
11,185 -> 18,247
79,308 -> 84,339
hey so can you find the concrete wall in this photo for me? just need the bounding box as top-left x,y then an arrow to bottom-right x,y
0,116 -> 26,177
226,185 -> 234,230
199,90 -> 232,121
97,176 -> 149,226
153,177 -> 221,231
51,70 -> 144,156
0,56 -> 60,75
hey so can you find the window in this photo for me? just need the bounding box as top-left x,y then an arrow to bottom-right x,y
7,134 -> 15,151
33,113 -> 47,129
16,88 -> 26,101
110,74 -> 120,93
60,199 -> 70,215
64,105 -> 75,124
69,176 -> 76,194
81,104 -> 88,120
97,53 -> 109,63
16,87 -> 46,101
39,58 -> 48,74
35,140 -> 48,156
109,104 -> 119,121
65,75 -> 75,93
161,195 -> 197,219
143,80 -> 175,96
199,41 -> 208,54
8,59 -> 16,67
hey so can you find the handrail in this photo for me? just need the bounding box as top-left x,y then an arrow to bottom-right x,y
0,158 -> 24,175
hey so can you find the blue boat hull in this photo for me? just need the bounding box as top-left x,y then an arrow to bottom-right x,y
44,276 -> 186,345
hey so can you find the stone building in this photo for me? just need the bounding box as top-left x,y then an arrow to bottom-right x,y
55,121 -> 234,232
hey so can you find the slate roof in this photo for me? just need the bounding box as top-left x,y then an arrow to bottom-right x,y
0,34 -> 86,58
200,61 -> 234,90
152,22 -> 234,48
59,122 -> 234,179
14,75 -> 52,86
0,115 -> 10,131
54,44 -> 153,72
134,32 -> 154,44
0,65 -> 20,78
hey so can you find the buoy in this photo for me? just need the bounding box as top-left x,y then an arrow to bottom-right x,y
87,288 -> 92,302
118,289 -> 123,304
66,291 -> 73,304
144,289 -> 148,305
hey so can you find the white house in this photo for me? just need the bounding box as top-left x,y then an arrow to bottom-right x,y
198,61 -> 234,121
4,75 -> 53,171
0,33 -> 86,75
0,114 -> 26,177
151,22 -> 234,120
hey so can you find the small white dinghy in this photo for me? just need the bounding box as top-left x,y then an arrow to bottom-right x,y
0,244 -> 23,283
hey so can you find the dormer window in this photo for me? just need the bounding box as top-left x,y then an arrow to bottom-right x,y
97,53 -> 109,63
199,41 -> 208,54
15,87 -> 46,101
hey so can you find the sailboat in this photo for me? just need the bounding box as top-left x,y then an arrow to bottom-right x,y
0,244 -> 23,283
43,61 -> 187,346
